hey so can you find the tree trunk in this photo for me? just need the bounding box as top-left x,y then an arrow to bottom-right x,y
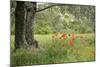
15,1 -> 38,49
15,1 -> 25,49
24,2 -> 38,47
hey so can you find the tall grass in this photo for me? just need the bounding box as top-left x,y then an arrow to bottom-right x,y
11,33 -> 95,66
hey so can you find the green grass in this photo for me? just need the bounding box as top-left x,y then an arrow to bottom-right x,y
11,33 -> 95,66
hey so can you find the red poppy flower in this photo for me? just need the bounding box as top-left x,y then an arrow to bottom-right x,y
60,33 -> 67,40
68,40 -> 74,46
72,32 -> 75,40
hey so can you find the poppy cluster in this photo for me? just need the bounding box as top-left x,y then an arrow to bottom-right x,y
72,32 -> 75,40
52,32 -> 76,48
60,33 -> 67,40
68,39 -> 74,46
68,32 -> 75,46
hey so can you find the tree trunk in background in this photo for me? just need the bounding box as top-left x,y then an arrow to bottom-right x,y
15,1 -> 38,49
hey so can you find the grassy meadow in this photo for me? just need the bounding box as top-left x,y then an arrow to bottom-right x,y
11,2 -> 95,66
11,33 -> 95,66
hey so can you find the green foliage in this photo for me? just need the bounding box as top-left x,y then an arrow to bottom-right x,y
11,2 -> 95,34
11,34 -> 95,66
10,2 -> 95,66
34,3 -> 95,34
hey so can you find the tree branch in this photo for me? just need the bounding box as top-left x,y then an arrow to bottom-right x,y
36,4 -> 58,12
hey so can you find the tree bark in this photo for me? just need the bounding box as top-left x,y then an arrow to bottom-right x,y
24,2 -> 38,48
15,1 -> 38,49
15,1 -> 25,49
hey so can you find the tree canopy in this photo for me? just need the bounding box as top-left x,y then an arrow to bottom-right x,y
34,3 -> 95,34
11,2 -> 95,35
